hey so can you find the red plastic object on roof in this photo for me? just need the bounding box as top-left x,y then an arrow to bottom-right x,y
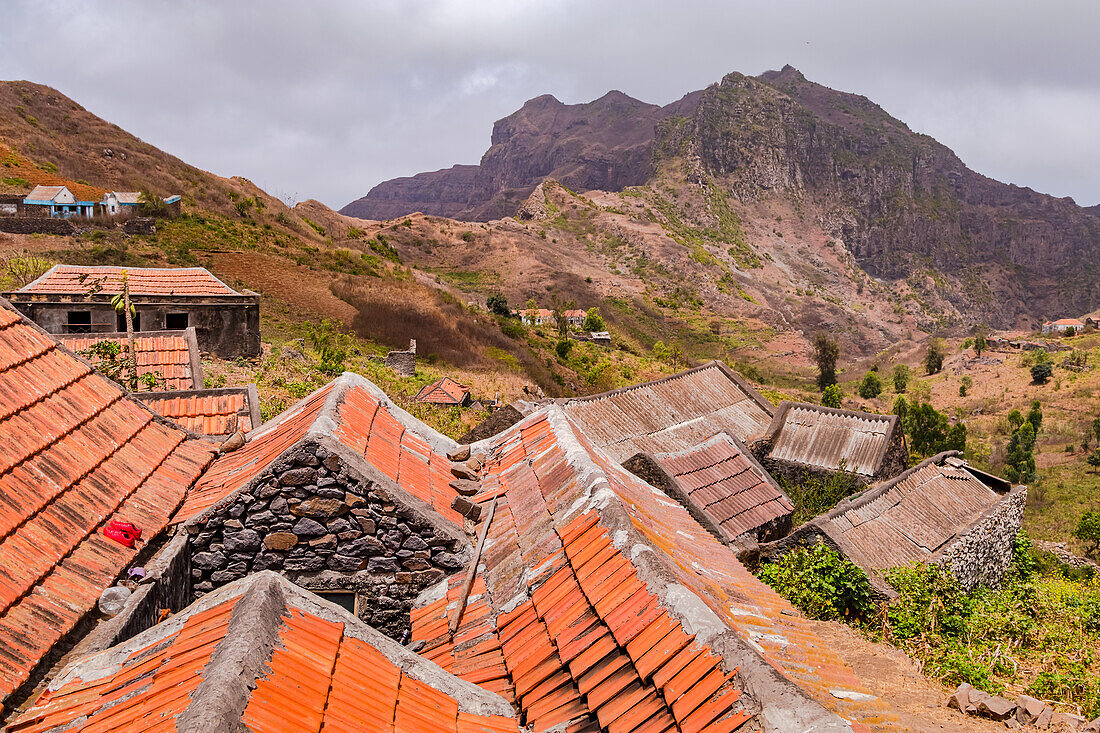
103,520 -> 140,548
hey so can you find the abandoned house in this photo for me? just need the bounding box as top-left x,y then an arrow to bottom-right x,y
59,327 -> 204,391
623,433 -> 795,544
1041,318 -> 1086,335
563,308 -> 586,327
757,453 -> 1025,596
0,301 -> 1026,731
414,376 -> 471,406
138,385 -> 261,439
4,265 -> 260,358
519,307 -> 554,326
174,373 -> 470,639
753,401 -> 909,484
562,361 -> 776,462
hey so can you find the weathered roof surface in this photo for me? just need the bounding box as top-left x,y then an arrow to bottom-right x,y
416,376 -> 471,405
562,362 -> 775,462
109,191 -> 141,204
138,385 -> 259,438
9,572 -> 519,733
414,407 -> 900,731
16,265 -> 243,297
23,185 -> 66,203
802,457 -> 1008,580
764,402 -> 900,477
0,302 -> 216,708
652,433 -> 793,541
58,328 -> 201,391
176,373 -> 464,526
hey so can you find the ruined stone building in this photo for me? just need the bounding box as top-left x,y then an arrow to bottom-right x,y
4,265 -> 260,358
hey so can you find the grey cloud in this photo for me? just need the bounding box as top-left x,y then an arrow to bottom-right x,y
1,0 -> 1097,207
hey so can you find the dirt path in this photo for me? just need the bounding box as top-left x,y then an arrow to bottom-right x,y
809,620 -> 1007,732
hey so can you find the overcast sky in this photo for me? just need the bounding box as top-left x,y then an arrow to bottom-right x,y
2,1 -> 1098,208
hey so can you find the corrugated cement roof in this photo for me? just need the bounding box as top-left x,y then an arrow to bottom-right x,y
562,362 -> 775,462
764,401 -> 899,477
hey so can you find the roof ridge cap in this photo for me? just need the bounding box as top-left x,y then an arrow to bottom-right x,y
176,573 -> 288,732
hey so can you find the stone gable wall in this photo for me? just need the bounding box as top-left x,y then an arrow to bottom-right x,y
938,488 -> 1026,591
186,440 -> 468,639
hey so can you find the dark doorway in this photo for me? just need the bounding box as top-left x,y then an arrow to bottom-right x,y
316,591 -> 356,615
116,310 -> 140,332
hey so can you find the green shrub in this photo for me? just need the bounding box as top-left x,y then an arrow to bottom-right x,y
821,384 -> 843,408
555,339 -> 573,360
858,371 -> 882,399
1075,512 -> 1100,560
1031,362 -> 1053,384
756,544 -> 875,622
959,375 -> 972,397
582,307 -> 605,332
892,364 -> 910,393
500,320 -> 525,339
924,338 -> 946,374
779,464 -> 863,525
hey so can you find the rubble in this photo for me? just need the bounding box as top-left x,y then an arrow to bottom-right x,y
947,684 -> 1100,730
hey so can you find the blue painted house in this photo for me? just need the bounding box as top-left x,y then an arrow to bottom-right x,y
23,185 -> 97,218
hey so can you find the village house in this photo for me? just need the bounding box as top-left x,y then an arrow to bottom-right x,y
414,376 -> 471,406
519,307 -> 554,326
4,265 -> 261,358
1042,318 -> 1085,335
19,185 -> 180,219
563,308 -> 586,327
752,401 -> 909,485
757,453 -> 1025,596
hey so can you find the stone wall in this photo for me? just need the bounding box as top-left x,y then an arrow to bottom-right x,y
384,340 -> 416,377
938,488 -> 1026,591
185,439 -> 469,639
0,217 -> 75,235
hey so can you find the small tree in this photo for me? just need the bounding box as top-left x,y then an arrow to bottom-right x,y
1087,450 -> 1100,472
1073,511 -> 1100,559
1092,416 -> 1100,445
973,330 -> 988,357
1065,326 -> 1076,337
892,395 -> 909,424
959,376 -> 973,397
811,332 -> 840,389
486,294 -> 510,317
858,371 -> 882,399
582,307 -> 605,332
822,384 -> 843,408
1030,362 -> 1053,384
892,364 -> 910,393
1004,421 -> 1037,484
924,338 -> 945,375
1026,400 -> 1043,432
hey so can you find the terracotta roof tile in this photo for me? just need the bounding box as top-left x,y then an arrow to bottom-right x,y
651,433 -> 793,541
0,301 -> 215,709
9,573 -> 520,732
415,376 -> 471,405
139,387 -> 256,437
59,329 -> 200,391
562,362 -> 775,462
19,265 -> 242,297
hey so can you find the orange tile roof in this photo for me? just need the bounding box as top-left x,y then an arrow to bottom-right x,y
650,433 -> 793,541
0,302 -> 216,710
19,265 -> 242,297
176,373 -> 465,526
139,386 -> 258,437
59,328 -> 200,391
9,572 -> 521,733
416,376 -> 471,405
412,407 -> 902,731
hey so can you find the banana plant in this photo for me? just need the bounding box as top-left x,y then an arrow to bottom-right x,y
109,271 -> 139,389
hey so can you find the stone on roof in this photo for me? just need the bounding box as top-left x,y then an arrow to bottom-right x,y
15,265 -> 246,297
0,300 -> 216,712
8,572 -> 519,732
414,406 -> 902,731
562,361 -> 775,462
59,327 -> 203,391
138,385 -> 260,438
761,401 -> 907,479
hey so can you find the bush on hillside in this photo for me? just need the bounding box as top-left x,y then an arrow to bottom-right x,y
1031,362 -> 1054,384
582,307 -> 605,332
822,384 -> 843,408
756,544 -> 875,622
892,364 -> 910,393
858,371 -> 883,399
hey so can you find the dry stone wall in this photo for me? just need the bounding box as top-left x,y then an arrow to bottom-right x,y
938,488 -> 1026,591
186,439 -> 469,639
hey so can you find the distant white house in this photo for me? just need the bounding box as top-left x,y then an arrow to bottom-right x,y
103,191 -> 141,216
23,186 -> 97,218
1042,318 -> 1085,335
520,308 -> 554,326
563,309 -> 587,328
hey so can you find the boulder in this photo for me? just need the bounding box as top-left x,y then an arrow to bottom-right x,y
446,445 -> 471,462
290,497 -> 348,518
192,551 -> 227,571
948,683 -> 973,712
308,534 -> 338,551
450,479 -> 480,496
223,529 -> 261,553
292,518 -> 328,537
976,695 -> 1016,721
280,467 -> 317,486
451,495 -> 482,520
465,455 -> 483,472
450,464 -> 478,481
1016,695 -> 1048,725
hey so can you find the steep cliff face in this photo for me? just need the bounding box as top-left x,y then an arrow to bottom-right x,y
343,67 -> 1100,325
342,90 -> 697,220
